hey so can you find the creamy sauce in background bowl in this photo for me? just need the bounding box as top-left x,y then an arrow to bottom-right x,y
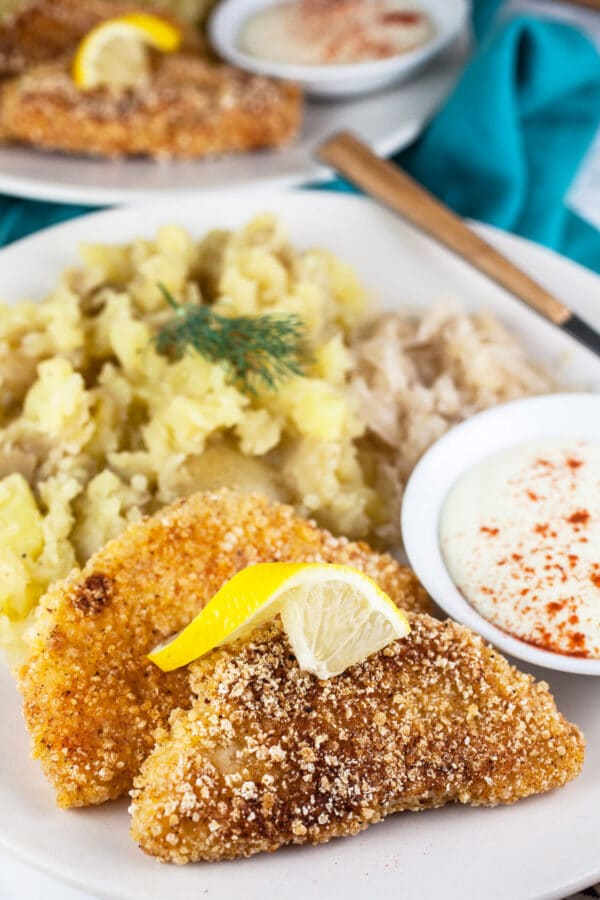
239,0 -> 435,66
440,438 -> 600,660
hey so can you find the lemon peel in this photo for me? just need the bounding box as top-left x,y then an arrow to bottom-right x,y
149,562 -> 410,679
72,13 -> 181,90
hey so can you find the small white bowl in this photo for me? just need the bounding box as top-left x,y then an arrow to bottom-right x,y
209,0 -> 469,99
401,393 -> 600,676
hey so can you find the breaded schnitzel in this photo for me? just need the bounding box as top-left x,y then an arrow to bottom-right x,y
0,0 -> 302,157
0,0 -> 203,79
0,56 -> 302,159
130,615 -> 585,863
20,489 -> 428,809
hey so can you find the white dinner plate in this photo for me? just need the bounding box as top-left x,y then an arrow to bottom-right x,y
0,32 -> 467,207
0,191 -> 599,900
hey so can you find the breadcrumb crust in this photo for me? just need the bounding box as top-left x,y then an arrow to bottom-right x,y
130,616 -> 585,863
0,0 -> 301,158
19,489 -> 428,808
0,0 -> 203,78
0,56 -> 302,158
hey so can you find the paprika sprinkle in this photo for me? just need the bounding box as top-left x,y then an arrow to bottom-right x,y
440,438 -> 600,659
240,0 -> 434,66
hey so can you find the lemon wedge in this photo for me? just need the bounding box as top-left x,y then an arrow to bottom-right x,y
148,562 -> 410,679
72,13 -> 182,90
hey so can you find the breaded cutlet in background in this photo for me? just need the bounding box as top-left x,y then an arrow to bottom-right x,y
0,0 -> 207,78
0,0 -> 215,27
0,56 -> 302,158
0,0 -> 302,157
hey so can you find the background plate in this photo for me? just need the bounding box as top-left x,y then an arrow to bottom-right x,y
0,190 -> 599,900
0,34 -> 468,206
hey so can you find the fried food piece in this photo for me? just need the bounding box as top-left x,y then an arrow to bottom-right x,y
0,54 -> 301,158
0,0 -> 203,79
20,489 -> 428,809
0,0 -> 301,158
130,615 -> 584,863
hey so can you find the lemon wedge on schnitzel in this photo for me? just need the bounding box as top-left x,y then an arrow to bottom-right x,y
73,13 -> 181,90
149,562 -> 410,679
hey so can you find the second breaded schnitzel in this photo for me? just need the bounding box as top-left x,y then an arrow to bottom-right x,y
20,489 -> 428,809
0,0 -> 302,158
0,55 -> 302,159
0,0 -> 203,79
131,616 -> 584,863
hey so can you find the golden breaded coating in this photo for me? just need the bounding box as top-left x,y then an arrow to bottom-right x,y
20,489 -> 428,809
130,615 -> 584,863
0,55 -> 301,158
0,0 -> 203,79
0,0 -> 301,158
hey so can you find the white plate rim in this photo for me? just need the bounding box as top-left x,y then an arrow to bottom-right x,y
0,123 -> 423,208
401,392 -> 600,675
0,189 -> 598,900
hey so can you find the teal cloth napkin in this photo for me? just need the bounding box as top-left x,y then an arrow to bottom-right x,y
472,0 -> 504,40
398,14 -> 600,273
0,197 -> 96,248
328,8 -> 600,273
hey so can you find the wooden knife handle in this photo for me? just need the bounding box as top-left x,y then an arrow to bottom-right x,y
317,131 -> 572,326
559,0 -> 600,11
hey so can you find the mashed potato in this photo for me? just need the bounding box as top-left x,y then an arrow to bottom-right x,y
0,215 -> 378,660
0,214 -> 554,662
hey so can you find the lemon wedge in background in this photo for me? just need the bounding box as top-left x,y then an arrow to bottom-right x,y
72,13 -> 182,90
149,562 -> 410,679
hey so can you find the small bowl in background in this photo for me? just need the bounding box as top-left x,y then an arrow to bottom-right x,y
209,0 -> 469,99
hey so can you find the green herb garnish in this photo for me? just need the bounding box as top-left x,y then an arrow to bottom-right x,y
154,284 -> 309,395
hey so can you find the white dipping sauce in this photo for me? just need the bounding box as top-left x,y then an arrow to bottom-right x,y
440,438 -> 600,659
239,0 -> 434,66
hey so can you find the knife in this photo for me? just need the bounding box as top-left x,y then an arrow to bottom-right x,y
317,131 -> 600,359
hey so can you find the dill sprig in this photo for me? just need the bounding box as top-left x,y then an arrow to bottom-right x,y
154,284 -> 310,395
